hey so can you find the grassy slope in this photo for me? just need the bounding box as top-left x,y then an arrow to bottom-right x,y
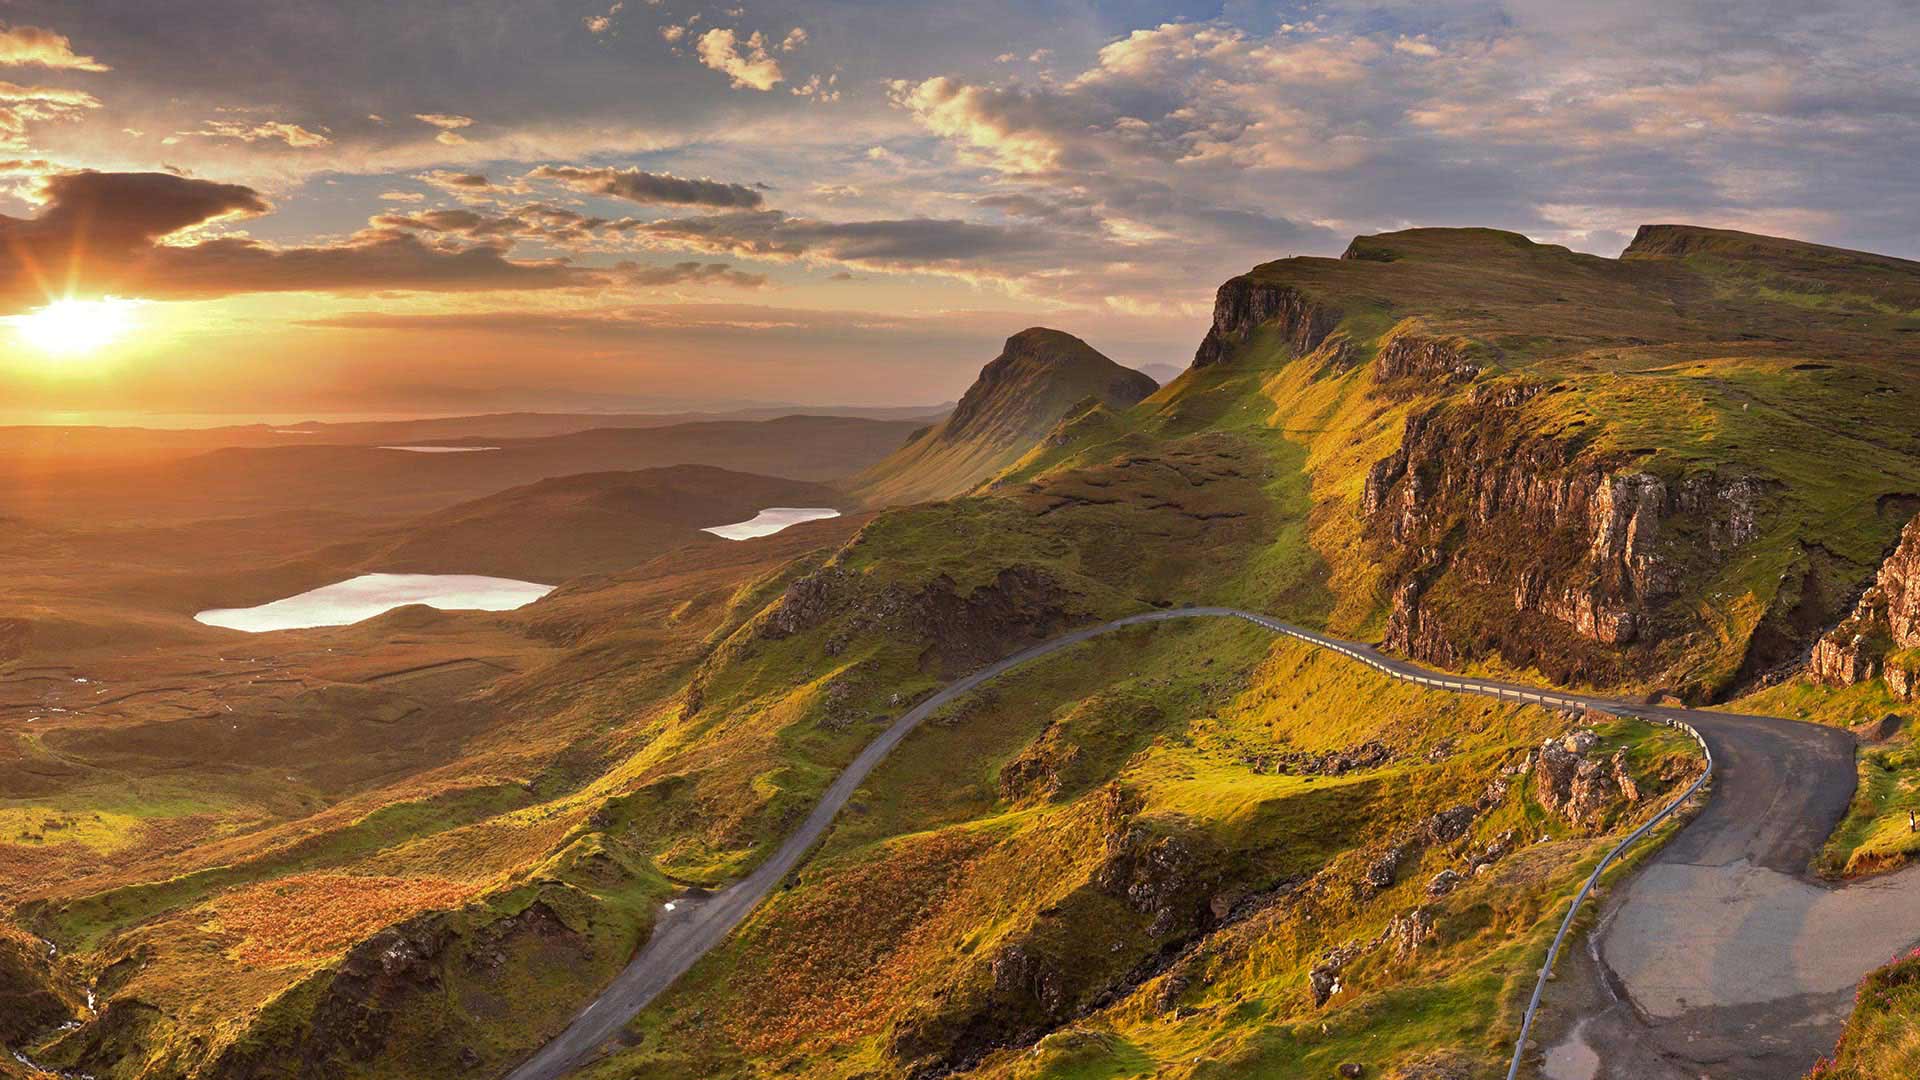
591,621 -> 1697,1080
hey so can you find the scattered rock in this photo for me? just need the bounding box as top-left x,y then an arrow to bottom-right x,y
1308,944 -> 1363,1007
1424,805 -> 1477,844
1426,869 -> 1463,897
1338,1064 -> 1366,1079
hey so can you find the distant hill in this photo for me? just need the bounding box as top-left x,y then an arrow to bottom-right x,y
0,414 -> 923,525
368,465 -> 847,580
1137,362 -> 1183,386
851,328 -> 1157,505
0,404 -> 953,467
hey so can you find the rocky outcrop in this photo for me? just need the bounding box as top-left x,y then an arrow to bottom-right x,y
1361,384 -> 1772,687
758,563 -> 1074,680
1373,333 -> 1480,386
1191,277 -> 1338,368
1813,511 -> 1920,697
1531,732 -> 1641,831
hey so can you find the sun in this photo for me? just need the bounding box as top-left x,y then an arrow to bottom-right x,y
9,297 -> 141,357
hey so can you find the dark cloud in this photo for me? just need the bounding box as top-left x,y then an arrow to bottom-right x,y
0,170 -> 592,310
614,260 -> 766,288
140,229 -> 588,299
530,164 -> 764,208
636,209 -> 1049,268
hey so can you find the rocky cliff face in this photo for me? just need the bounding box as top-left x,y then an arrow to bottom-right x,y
1372,332 -> 1481,386
1812,511 -> 1920,697
1191,277 -> 1339,368
1361,382 -> 1769,688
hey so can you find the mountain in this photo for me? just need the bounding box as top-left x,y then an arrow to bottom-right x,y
1136,361 -> 1183,385
11,225 -> 1920,1080
366,465 -> 848,581
850,327 -> 1158,505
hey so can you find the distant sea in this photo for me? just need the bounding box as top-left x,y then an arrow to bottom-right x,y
0,410 -> 474,429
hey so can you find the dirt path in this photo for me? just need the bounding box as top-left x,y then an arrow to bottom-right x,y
502,608 -> 1916,1080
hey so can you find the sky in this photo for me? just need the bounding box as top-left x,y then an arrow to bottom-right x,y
1,0 -> 1916,418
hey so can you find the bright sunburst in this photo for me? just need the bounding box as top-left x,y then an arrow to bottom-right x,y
10,297 -> 141,357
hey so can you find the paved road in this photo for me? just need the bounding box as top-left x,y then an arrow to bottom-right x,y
502,607 -> 1915,1080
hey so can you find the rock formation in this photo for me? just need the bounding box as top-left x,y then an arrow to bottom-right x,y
1813,511 -> 1920,697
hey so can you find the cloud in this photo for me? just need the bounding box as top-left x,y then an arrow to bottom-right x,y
584,2 -> 624,35
415,169 -> 531,202
182,119 -> 332,148
614,260 -> 766,288
632,209 -> 1052,270
528,163 -> 764,208
0,170 -> 594,312
415,112 -> 474,145
695,28 -> 782,91
0,80 -> 100,149
0,25 -> 108,71
779,28 -> 808,52
792,73 -> 839,102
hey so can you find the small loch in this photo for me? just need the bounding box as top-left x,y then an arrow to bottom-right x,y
195,573 -> 554,632
701,507 -> 841,541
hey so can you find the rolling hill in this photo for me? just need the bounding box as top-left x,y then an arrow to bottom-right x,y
366,465 -> 848,581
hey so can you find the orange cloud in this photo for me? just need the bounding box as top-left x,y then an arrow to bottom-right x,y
0,24 -> 108,72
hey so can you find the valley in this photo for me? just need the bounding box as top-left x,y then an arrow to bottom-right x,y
6,224 -> 1920,1080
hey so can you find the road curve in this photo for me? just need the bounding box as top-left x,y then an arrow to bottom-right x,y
503,607 -> 1912,1080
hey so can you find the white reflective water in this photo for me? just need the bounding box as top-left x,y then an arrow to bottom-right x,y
195,573 -> 554,632
377,445 -> 502,453
701,507 -> 841,541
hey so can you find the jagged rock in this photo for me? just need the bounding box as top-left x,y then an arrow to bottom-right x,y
760,565 -> 851,640
1426,869 -> 1463,897
1338,1064 -> 1367,1079
1360,390 -> 1774,679
1533,739 -> 1639,830
1192,277 -> 1338,368
1814,510 -> 1920,697
1373,332 -> 1479,385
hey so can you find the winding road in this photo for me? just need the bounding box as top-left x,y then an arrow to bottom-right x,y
503,607 -> 1920,1080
